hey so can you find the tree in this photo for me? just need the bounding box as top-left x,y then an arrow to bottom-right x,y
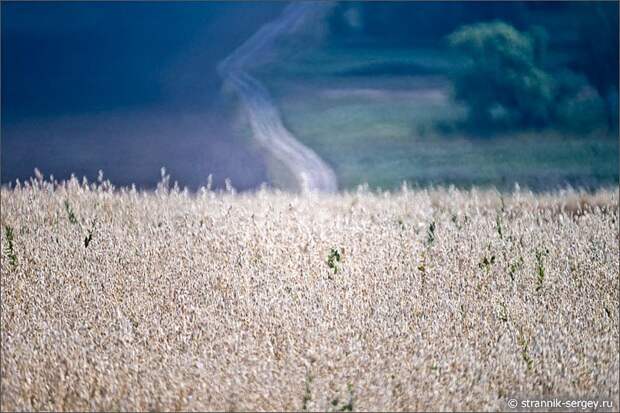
446,21 -> 555,130
570,2 -> 619,130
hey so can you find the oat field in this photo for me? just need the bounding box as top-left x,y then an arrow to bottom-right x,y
1,176 -> 618,411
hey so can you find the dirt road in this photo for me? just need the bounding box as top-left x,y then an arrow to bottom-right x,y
218,2 -> 338,193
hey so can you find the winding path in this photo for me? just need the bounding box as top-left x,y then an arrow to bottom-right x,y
218,2 -> 338,193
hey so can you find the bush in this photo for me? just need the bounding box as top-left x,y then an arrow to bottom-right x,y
553,70 -> 608,133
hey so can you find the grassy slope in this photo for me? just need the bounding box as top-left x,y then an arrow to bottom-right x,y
1,180 -> 618,411
257,46 -> 619,191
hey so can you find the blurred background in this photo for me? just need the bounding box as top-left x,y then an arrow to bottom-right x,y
2,1 -> 618,191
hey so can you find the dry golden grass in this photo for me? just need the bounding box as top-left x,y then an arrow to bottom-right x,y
1,175 -> 618,411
